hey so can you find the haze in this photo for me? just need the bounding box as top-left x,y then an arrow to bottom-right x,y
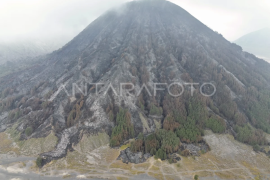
0,0 -> 269,43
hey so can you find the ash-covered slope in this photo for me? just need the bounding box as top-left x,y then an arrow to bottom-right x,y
1,0 -> 270,162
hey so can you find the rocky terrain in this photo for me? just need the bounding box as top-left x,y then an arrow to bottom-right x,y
180,143 -> 209,157
117,147 -> 152,164
1,0 -> 270,179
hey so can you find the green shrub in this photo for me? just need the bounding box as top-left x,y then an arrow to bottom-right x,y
25,127 -> 33,136
36,157 -> 43,168
176,117 -> 202,143
200,149 -> 206,154
253,144 -> 260,152
110,108 -> 135,147
14,110 -> 21,120
155,148 -> 167,160
139,102 -> 144,111
149,103 -> 163,116
205,117 -> 226,133
234,125 -> 266,146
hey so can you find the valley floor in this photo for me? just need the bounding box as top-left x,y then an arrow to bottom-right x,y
1,130 -> 270,180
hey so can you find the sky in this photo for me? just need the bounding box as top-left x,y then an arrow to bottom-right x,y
0,0 -> 269,43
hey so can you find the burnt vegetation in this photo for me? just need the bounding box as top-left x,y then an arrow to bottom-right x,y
0,0 -> 270,164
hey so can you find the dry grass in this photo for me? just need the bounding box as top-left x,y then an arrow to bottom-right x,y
153,119 -> 161,129
161,165 -> 176,174
18,132 -> 57,156
149,165 -> 160,172
133,163 -> 151,171
110,161 -> 133,170
116,177 -> 129,180
139,113 -> 150,132
3,126 -> 57,156
215,171 -> 245,180
148,172 -> 164,180
3,127 -> 270,180
0,132 -> 20,154
120,143 -> 130,150
164,175 -> 181,180
73,132 -> 109,153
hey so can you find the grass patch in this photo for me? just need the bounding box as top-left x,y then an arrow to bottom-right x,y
116,177 -> 129,180
0,132 -> 20,154
215,171 -> 244,180
148,172 -> 164,180
4,127 -> 58,156
162,166 -> 175,174
5,124 -> 21,142
149,165 -> 160,172
139,113 -> 150,132
241,161 -> 261,177
120,143 -> 130,150
165,175 -> 181,180
74,133 -> 109,153
133,163 -> 150,171
110,161 -> 133,170
153,119 -> 161,129
17,132 -> 58,156
153,160 -> 162,167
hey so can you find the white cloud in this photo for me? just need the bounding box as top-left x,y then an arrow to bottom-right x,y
170,0 -> 270,40
0,0 -> 126,42
0,0 -> 269,42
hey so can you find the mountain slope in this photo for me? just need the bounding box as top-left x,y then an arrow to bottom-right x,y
234,28 -> 270,62
1,0 -> 270,167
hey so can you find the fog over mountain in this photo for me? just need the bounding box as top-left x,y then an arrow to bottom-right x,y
1,0 -> 269,64
0,37 -> 69,64
0,0 -> 269,42
234,28 -> 270,62
1,1 -> 270,179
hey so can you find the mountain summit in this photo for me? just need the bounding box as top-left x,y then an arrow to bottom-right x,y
1,0 -> 270,170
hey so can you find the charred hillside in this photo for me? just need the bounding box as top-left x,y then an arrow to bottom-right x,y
1,0 -> 270,162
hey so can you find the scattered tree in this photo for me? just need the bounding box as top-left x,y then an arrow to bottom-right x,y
25,127 -> 33,136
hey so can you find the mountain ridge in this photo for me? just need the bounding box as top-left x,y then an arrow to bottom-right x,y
234,27 -> 270,62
